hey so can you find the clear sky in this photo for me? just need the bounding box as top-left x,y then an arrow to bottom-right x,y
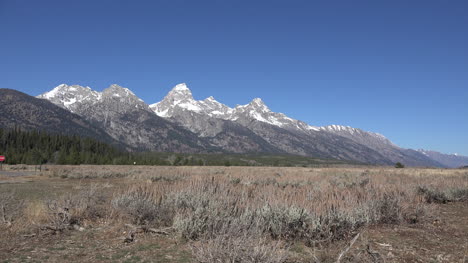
1,0 -> 467,155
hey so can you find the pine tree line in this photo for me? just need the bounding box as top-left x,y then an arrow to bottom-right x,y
0,128 -> 207,165
0,127 -> 349,167
0,127 -> 126,165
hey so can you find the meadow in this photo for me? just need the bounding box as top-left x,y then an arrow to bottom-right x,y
0,165 -> 467,262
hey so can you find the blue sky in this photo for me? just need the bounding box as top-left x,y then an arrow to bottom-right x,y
1,0 -> 467,155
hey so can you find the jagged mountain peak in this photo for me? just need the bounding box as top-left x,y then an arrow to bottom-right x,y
150,83 -> 197,117
252,97 -> 264,103
250,97 -> 266,105
172,83 -> 190,91
249,98 -> 270,112
39,84 -> 91,99
236,97 -> 270,113
38,83 -> 149,113
164,83 -> 194,101
151,83 -> 236,118
37,84 -> 100,112
103,84 -> 134,95
200,96 -> 226,107
103,84 -> 140,99
101,84 -> 147,111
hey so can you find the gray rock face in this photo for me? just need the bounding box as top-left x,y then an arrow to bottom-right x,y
38,84 -> 215,152
150,83 -> 233,121
149,85 -> 318,137
1,89 -> 120,147
147,83 -> 447,166
230,98 -> 320,134
37,84 -> 101,113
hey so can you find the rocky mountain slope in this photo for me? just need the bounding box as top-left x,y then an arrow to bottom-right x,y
0,89 -> 120,147
38,84 -> 216,152
149,84 -> 443,166
417,150 -> 468,168
35,83 -> 463,167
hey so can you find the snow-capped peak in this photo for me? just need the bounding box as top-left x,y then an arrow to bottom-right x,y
103,84 -> 139,99
37,84 -> 102,112
172,83 -> 189,91
165,83 -> 194,100
102,84 -> 146,106
150,83 -> 237,118
150,83 -> 201,117
108,84 -> 134,94
39,84 -> 68,99
150,85 -> 321,134
38,83 -> 151,112
249,98 -> 270,112
235,98 -> 270,113
39,84 -> 93,99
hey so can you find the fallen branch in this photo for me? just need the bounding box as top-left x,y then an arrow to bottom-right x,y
336,232 -> 361,263
124,224 -> 172,235
122,224 -> 172,243
40,225 -> 62,231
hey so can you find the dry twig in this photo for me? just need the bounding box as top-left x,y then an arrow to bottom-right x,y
336,232 -> 360,263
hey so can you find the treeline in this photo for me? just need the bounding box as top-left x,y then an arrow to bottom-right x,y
0,127 -> 354,167
0,128 -> 229,165
0,127 -> 128,165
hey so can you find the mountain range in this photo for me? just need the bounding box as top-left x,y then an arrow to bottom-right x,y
1,83 -> 465,168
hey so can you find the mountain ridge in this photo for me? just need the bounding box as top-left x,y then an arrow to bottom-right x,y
35,83 -> 465,167
0,88 -> 123,148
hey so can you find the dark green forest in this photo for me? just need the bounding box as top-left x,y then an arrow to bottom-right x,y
0,128 -> 354,167
0,127 -> 132,165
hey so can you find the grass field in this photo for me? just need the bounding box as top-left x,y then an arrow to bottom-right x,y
0,165 -> 467,262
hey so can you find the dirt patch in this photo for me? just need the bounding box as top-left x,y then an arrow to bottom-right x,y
336,202 -> 468,262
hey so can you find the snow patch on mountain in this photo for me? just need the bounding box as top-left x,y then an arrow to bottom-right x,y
40,83 -> 395,146
150,83 -> 322,134
37,83 -> 147,112
172,83 -> 190,91
37,84 -> 101,112
320,125 -> 395,146
150,83 -> 233,119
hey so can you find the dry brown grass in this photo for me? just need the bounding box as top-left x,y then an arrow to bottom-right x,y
1,165 -> 467,262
